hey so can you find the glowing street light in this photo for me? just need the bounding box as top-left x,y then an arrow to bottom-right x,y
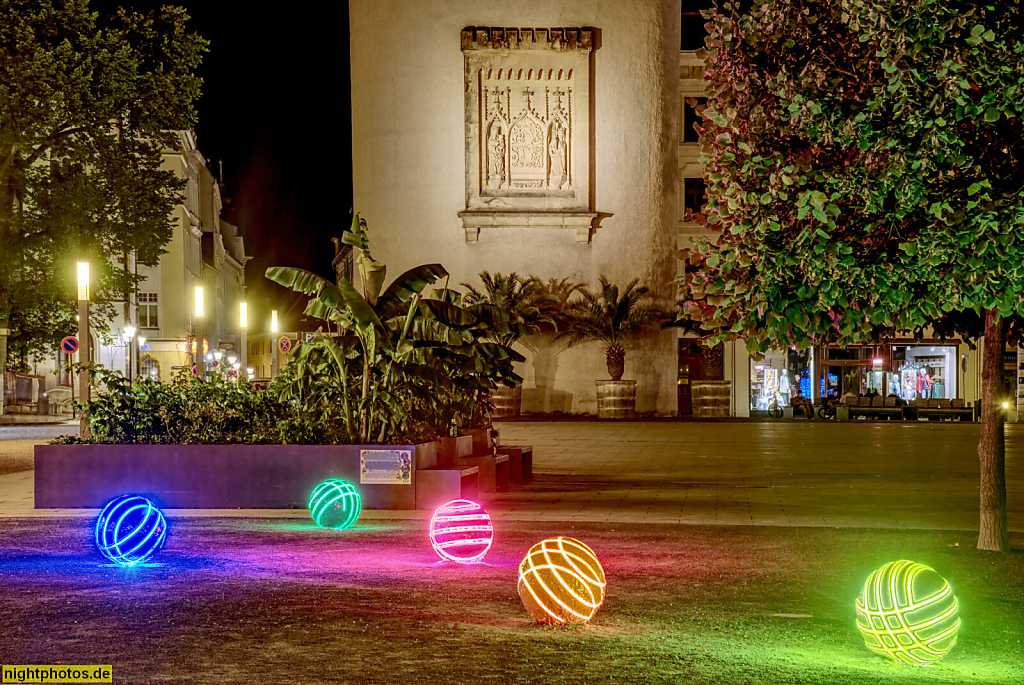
194,286 -> 205,379
239,301 -> 248,376
77,262 -> 90,301
194,286 -> 205,319
76,261 -> 91,435
271,309 -> 279,378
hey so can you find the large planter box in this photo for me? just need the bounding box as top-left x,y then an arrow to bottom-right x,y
34,443 -> 439,510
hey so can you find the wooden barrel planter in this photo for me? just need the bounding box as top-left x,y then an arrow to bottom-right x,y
490,383 -> 522,420
692,380 -> 731,418
596,380 -> 636,419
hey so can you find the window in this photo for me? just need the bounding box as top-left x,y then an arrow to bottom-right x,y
683,97 -> 707,144
139,293 -> 158,328
683,178 -> 707,217
140,356 -> 160,381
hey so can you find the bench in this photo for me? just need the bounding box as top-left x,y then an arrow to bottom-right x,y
456,454 -> 510,493
415,466 -> 479,511
916,398 -> 974,421
847,396 -> 902,420
496,445 -> 533,483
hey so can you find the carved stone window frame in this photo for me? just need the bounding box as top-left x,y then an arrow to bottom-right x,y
459,27 -> 597,243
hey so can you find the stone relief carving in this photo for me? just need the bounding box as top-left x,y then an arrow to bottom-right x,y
482,75 -> 574,192
461,27 -> 598,242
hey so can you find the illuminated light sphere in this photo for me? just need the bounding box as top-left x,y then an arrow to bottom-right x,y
309,479 -> 361,530
428,499 -> 494,564
856,559 -> 960,665
517,537 -> 606,624
94,495 -> 168,567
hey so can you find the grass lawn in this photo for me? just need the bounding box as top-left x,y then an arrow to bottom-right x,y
0,518 -> 1021,684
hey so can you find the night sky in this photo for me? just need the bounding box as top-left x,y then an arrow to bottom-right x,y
96,0 -> 353,320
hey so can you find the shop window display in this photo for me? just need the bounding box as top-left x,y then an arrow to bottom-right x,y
750,348 -> 811,412
892,345 -> 956,400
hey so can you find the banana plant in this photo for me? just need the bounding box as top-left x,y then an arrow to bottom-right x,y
266,213 -> 523,443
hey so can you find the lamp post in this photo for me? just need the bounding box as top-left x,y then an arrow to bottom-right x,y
77,262 -> 91,435
123,323 -> 136,382
271,309 -> 279,378
138,336 -> 146,380
194,286 -> 205,379
239,301 -> 248,381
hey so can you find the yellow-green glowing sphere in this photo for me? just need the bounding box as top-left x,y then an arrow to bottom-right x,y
517,537 -> 606,624
856,560 -> 960,665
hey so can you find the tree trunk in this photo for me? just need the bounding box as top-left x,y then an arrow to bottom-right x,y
0,316 -> 7,417
977,307 -> 1009,552
605,343 -> 625,381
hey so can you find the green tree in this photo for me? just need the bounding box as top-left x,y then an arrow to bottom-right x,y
0,0 -> 206,411
559,276 -> 665,381
682,0 -> 1023,551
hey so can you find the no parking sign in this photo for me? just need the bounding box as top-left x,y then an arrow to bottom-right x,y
278,336 -> 292,355
60,336 -> 79,354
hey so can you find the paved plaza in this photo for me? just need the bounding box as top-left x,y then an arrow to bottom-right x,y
0,421 -> 1020,532
490,421 -> 1023,531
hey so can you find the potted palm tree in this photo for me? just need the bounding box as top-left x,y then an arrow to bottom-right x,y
559,276 -> 665,418
462,272 -> 556,419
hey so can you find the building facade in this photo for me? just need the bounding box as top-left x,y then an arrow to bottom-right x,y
350,0 -> 681,415
349,1 -> 1019,419
92,131 -> 249,384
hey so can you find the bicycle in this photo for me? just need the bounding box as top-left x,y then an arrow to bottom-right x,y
817,402 -> 837,420
767,392 -> 784,419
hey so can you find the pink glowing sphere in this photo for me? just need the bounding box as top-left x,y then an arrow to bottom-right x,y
428,499 -> 494,564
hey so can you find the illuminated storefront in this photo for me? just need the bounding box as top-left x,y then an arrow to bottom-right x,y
750,342 -> 962,413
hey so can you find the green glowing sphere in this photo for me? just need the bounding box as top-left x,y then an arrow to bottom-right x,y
856,560 -> 960,665
308,479 -> 361,530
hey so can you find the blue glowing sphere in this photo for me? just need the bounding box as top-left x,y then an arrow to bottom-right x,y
94,495 -> 168,566
309,479 -> 361,530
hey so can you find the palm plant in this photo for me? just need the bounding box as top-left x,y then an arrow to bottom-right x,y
533,277 -> 587,333
461,272 -> 556,348
558,276 -> 665,381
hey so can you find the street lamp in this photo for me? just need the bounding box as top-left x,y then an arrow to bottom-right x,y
194,286 -> 205,379
239,301 -> 248,379
77,261 -> 91,435
271,309 -> 279,378
123,323 -> 136,382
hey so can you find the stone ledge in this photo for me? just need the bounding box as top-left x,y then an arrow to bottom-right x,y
461,27 -> 594,52
459,210 -> 597,243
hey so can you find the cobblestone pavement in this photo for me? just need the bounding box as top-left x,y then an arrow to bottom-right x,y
0,420 -> 1020,532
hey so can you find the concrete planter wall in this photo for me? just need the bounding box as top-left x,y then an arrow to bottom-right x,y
34,442 -> 439,510
595,380 -> 636,419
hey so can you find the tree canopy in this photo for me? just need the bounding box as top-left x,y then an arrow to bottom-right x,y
0,0 -> 207,371
683,0 -> 1024,348
682,0 -> 1023,552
